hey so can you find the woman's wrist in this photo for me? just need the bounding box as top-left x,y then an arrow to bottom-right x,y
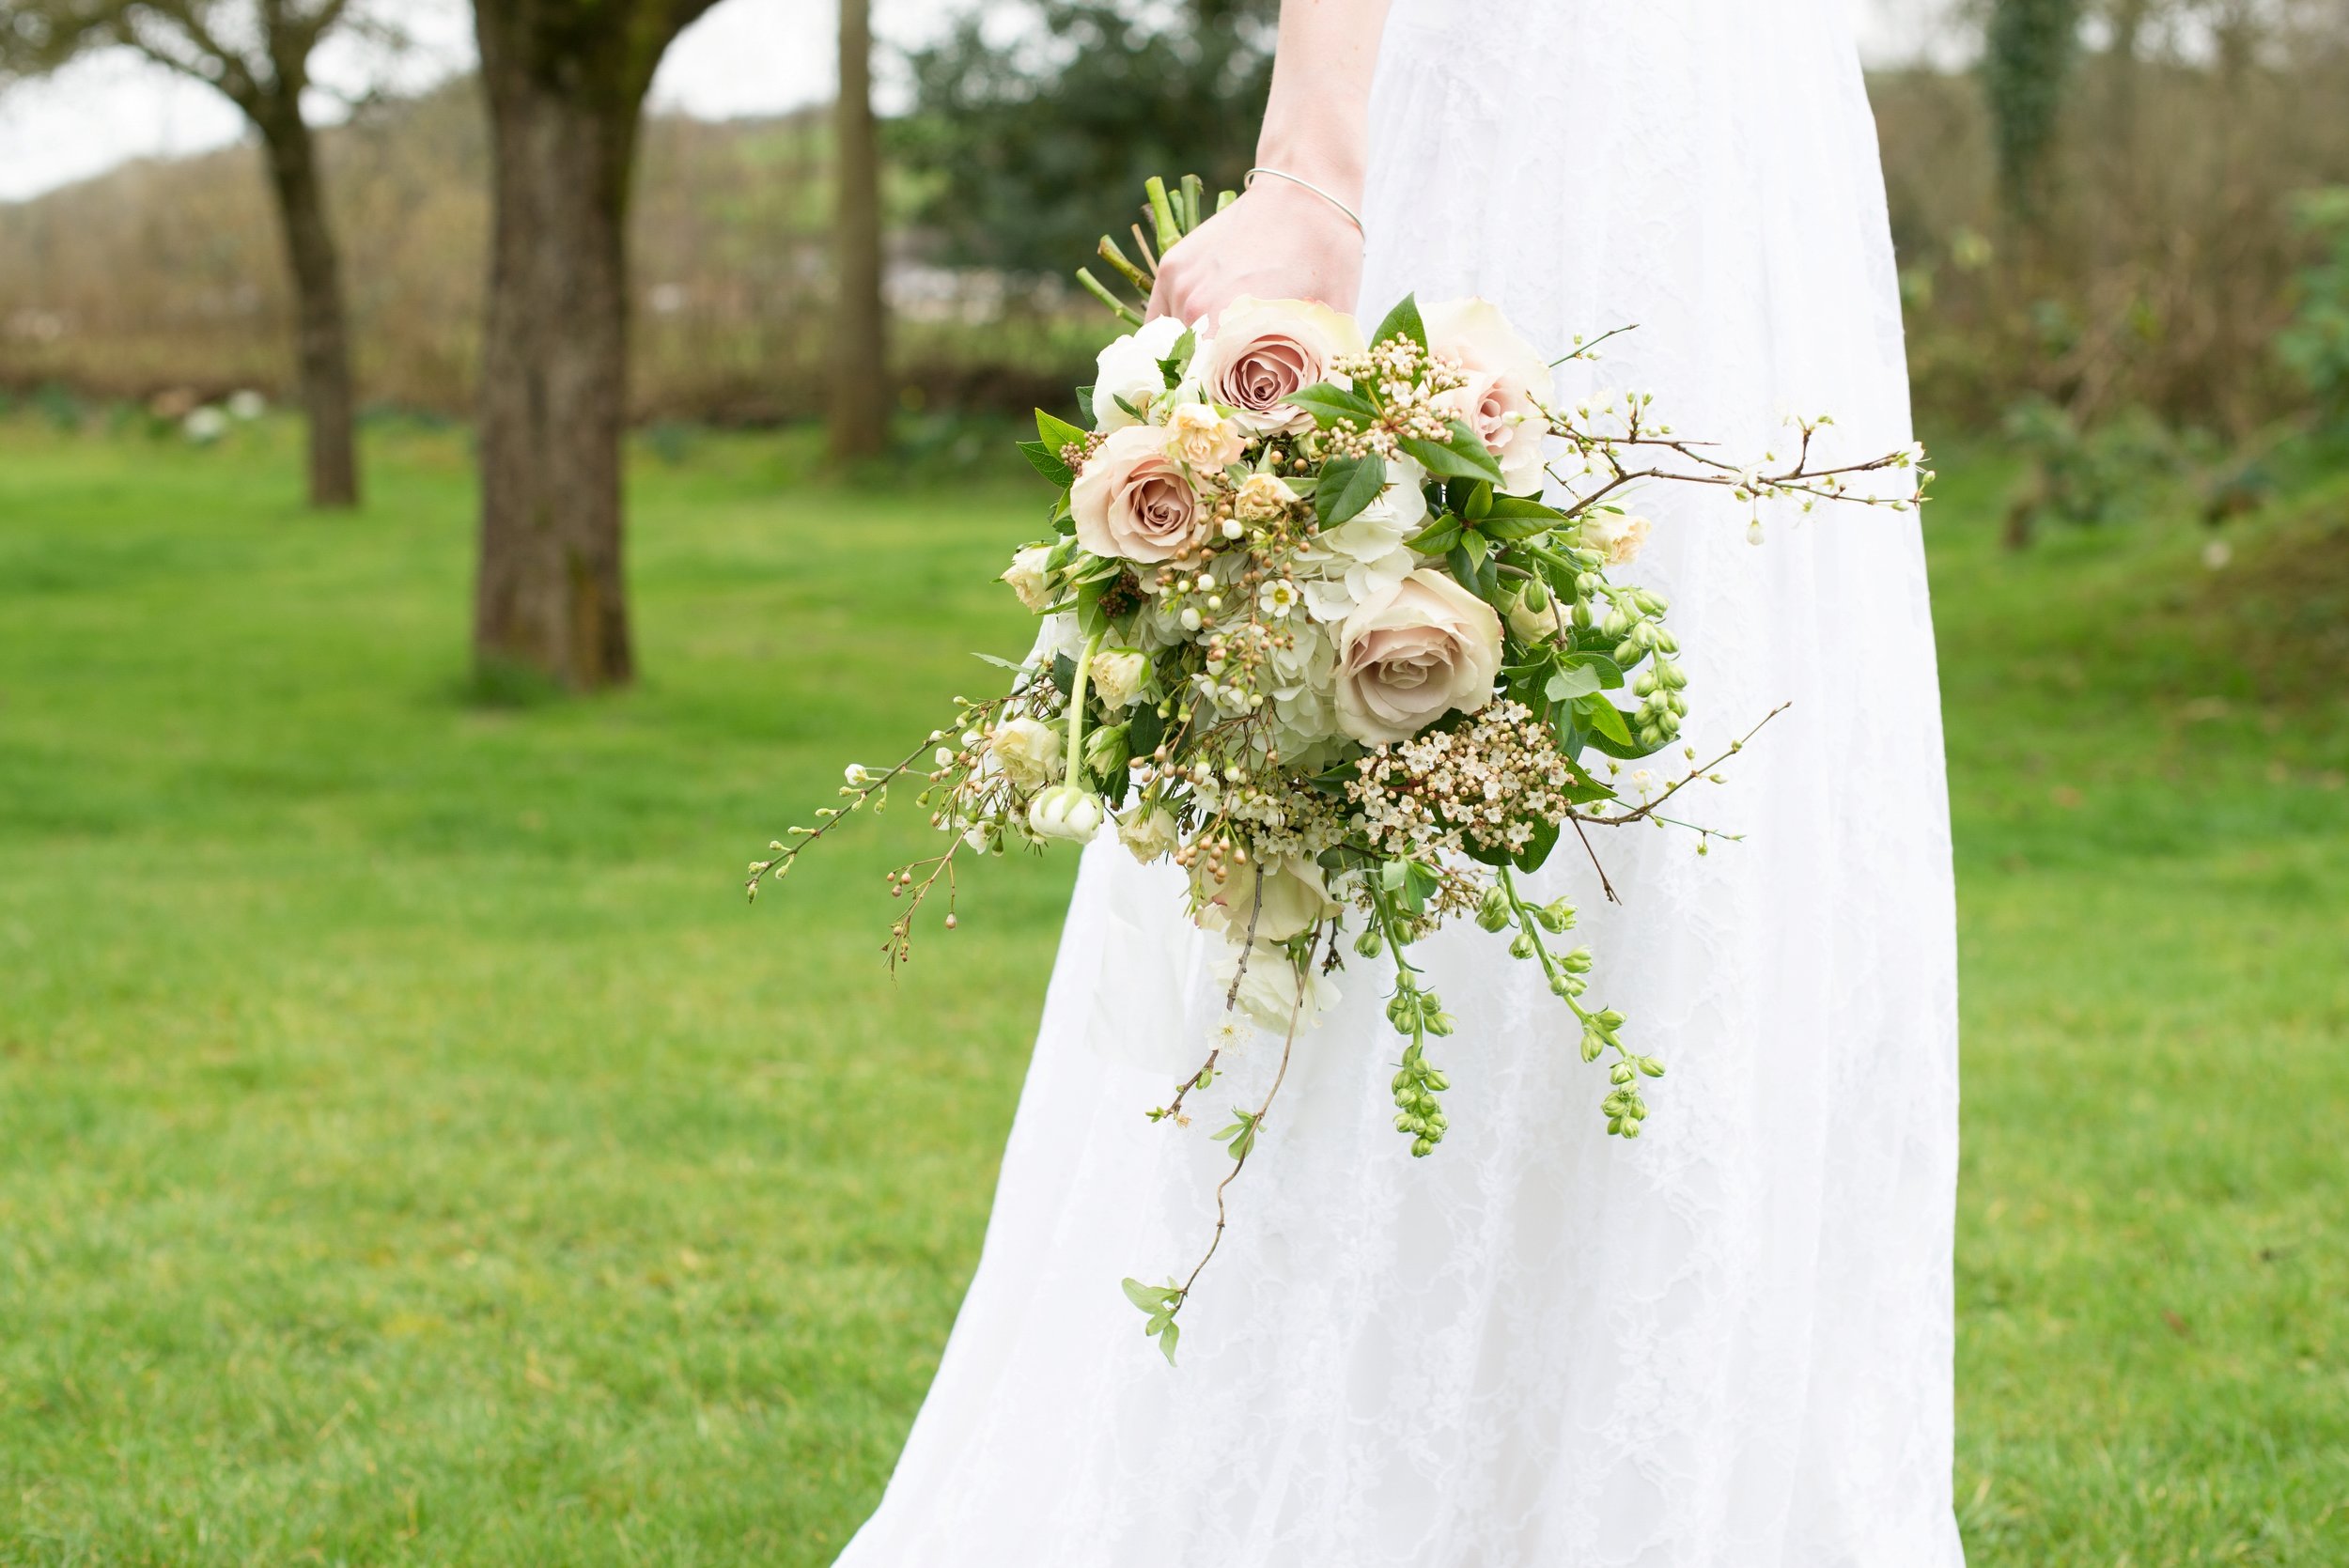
1252,131 -> 1367,210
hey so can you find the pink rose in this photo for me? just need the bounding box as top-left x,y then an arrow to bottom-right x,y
1424,298 -> 1554,492
1333,568 -> 1504,745
1071,424 -> 1210,563
1194,297 -> 1364,434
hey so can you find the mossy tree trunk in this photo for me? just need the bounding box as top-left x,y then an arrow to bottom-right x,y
256,102 -> 360,509
468,0 -> 717,692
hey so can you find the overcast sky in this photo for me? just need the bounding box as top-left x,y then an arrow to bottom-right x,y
0,0 -> 1953,205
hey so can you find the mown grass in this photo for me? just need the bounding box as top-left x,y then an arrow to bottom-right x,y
0,413 -> 2344,1566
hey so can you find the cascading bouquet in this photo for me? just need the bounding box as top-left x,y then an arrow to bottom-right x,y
750,177 -> 1929,1362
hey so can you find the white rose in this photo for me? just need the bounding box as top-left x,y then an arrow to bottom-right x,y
1027,784 -> 1104,843
1423,297 -> 1554,492
1116,806 -> 1180,863
1333,568 -> 1505,745
1581,511 -> 1652,567
1000,544 -> 1054,612
988,716 -> 1063,787
1090,647 -> 1151,709
1211,939 -> 1342,1032
1162,402 -> 1246,472
1092,315 -> 1190,431
1194,854 -> 1338,943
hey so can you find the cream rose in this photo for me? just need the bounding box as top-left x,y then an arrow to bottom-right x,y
1581,511 -> 1652,566
1508,592 -> 1569,644
1072,424 -> 1211,563
1194,854 -> 1339,943
1000,544 -> 1054,612
1089,647 -> 1151,709
1162,402 -> 1246,472
1116,805 -> 1180,863
1423,298 -> 1554,492
1091,315 -> 1189,430
1194,296 -> 1364,433
1234,472 -> 1298,521
1333,568 -> 1505,745
988,716 -> 1063,788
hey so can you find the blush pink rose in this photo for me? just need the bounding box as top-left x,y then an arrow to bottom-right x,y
1194,297 -> 1364,434
1071,424 -> 1210,563
1424,298 -> 1554,492
1333,568 -> 1505,745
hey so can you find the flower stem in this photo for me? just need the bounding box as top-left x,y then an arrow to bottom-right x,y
1066,629 -> 1106,782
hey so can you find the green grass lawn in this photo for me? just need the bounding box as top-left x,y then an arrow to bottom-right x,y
1,412 -> 2344,1566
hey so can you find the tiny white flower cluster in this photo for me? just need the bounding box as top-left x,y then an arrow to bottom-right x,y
1344,700 -> 1583,859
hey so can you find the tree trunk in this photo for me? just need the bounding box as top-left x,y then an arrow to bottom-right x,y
469,47 -> 639,691
829,0 -> 890,459
257,106 -> 360,509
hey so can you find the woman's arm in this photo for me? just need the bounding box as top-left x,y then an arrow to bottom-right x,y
1145,0 -> 1392,324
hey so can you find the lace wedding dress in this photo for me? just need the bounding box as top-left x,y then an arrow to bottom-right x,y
834,2 -> 1963,1563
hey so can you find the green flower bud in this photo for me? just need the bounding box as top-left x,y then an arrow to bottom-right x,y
1411,1136 -> 1435,1157
1508,931 -> 1536,960
1354,925 -> 1387,959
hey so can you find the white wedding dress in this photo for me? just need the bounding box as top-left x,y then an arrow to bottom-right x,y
835,2 -> 1963,1563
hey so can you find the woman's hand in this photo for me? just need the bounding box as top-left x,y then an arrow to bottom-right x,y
1145,179 -> 1364,326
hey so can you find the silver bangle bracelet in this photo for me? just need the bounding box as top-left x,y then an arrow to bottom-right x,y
1244,166 -> 1366,236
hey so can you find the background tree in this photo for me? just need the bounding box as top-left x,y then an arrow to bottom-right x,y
1983,0 -> 2085,222
467,0 -> 720,693
828,0 -> 887,458
0,0 -> 383,506
894,0 -> 1276,277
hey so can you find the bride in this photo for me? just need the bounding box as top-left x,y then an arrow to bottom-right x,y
838,1 -> 1962,1563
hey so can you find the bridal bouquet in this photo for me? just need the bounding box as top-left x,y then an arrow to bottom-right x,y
750,177 -> 1928,1361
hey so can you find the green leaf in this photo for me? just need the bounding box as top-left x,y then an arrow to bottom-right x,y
1157,327 -> 1196,384
1156,1318 -> 1181,1366
1510,815 -> 1561,873
1127,702 -> 1164,759
1405,517 -> 1464,555
1283,384 -> 1378,428
1315,453 -> 1388,527
1017,439 -> 1074,486
1398,433 -> 1504,485
1458,480 -> 1493,520
1370,293 -> 1427,350
1545,663 -> 1603,701
1035,408 -> 1087,452
1576,694 -> 1636,746
1559,652 -> 1626,690
1486,494 -> 1566,520
972,651 -> 1027,672
1477,512 -> 1554,542
1121,1277 -> 1170,1312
